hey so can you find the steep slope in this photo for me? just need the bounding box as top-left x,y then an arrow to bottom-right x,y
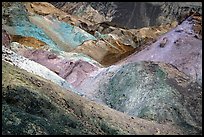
77,61 -> 202,135
2,61 -> 184,135
2,2 -> 202,135
2,2 -> 96,52
2,46 -> 79,95
116,14 -> 202,85
9,42 -> 101,88
2,2 -> 61,52
51,2 -> 202,29
2,2 -> 179,67
72,19 -> 177,66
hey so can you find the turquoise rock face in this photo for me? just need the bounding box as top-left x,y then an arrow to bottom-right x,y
14,25 -> 62,51
57,19 -> 97,48
3,3 -> 96,52
4,3 -> 61,52
28,15 -> 97,51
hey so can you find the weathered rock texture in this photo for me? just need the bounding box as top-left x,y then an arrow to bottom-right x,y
117,14 -> 202,85
2,2 -> 202,135
2,29 -> 11,48
77,61 -> 202,135
9,42 -> 101,88
50,2 -> 202,29
2,2 -> 96,52
2,61 -> 185,135
73,21 -> 178,66
2,2 -> 180,67
2,46 -> 78,95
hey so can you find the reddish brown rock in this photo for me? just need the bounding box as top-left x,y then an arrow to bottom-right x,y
2,29 -> 11,48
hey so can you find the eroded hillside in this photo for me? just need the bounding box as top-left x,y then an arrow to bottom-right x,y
2,2 -> 202,135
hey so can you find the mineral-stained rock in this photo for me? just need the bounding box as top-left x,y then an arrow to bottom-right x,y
51,2 -> 201,29
2,60 -> 185,135
25,2 -> 97,51
73,39 -> 135,67
9,42 -> 101,87
2,2 -> 96,53
28,15 -> 96,52
11,35 -> 47,49
2,2 -> 202,135
24,2 -> 63,16
191,14 -> 202,39
2,2 -> 61,52
78,61 -> 202,135
117,15 -> 202,85
2,2 -> 181,68
9,40 -> 103,86
24,2 -> 95,33
2,46 -> 78,95
73,21 -> 177,67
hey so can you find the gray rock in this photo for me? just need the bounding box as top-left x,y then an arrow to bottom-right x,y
51,2 -> 202,29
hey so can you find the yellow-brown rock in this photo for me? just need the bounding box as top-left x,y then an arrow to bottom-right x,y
24,2 -> 63,16
191,14 -> 202,39
73,39 -> 135,66
73,21 -> 178,67
24,2 -> 94,29
11,35 -> 47,49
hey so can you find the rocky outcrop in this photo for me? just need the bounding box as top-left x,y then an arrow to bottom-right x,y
111,2 -> 202,29
73,39 -> 135,67
2,2 -> 96,53
51,2 -> 113,23
11,35 -> 48,49
2,2 -> 180,67
28,15 -> 96,51
24,2 -> 97,35
2,2 -> 61,52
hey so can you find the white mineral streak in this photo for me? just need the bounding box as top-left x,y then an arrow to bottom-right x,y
2,46 -> 83,96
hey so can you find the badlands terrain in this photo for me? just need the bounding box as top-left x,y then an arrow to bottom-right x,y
2,2 -> 202,135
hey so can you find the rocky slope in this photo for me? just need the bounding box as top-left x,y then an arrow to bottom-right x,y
116,14 -> 202,85
2,2 -> 202,135
50,2 -> 202,29
77,61 -> 202,135
2,61 -> 184,135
